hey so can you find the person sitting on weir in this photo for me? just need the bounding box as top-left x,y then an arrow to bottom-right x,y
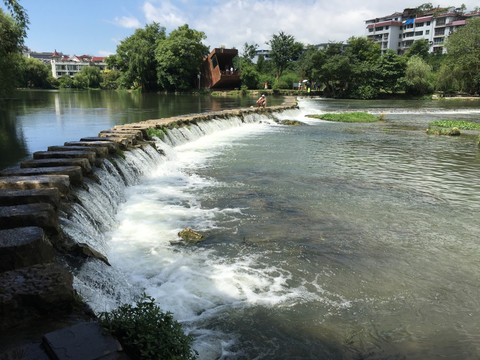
256,94 -> 266,108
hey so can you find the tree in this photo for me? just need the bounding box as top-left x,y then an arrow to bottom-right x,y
18,57 -> 53,88
115,23 -> 166,91
444,17 -> 480,94
155,24 -> 209,91
0,0 -> 29,98
378,49 -> 406,94
402,55 -> 434,95
73,66 -> 101,89
406,39 -> 430,59
241,42 -> 258,65
267,31 -> 303,83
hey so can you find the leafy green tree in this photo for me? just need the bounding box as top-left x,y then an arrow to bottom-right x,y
115,23 -> 166,91
406,39 -> 430,59
297,45 -> 324,86
402,55 -> 434,95
345,37 -> 381,99
267,31 -> 303,83
0,0 -> 28,98
18,57 -> 53,88
57,75 -> 73,89
444,17 -> 480,94
73,66 -> 101,89
155,24 -> 209,91
378,49 -> 406,93
240,63 -> 260,89
100,69 -> 121,90
241,42 -> 258,65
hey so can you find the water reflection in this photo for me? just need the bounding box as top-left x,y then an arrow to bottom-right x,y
1,90 -> 283,169
0,105 -> 28,169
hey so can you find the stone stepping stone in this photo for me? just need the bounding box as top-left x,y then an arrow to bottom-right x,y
0,175 -> 70,196
33,150 -> 96,165
0,203 -> 59,234
21,158 -> 92,175
0,227 -> 54,272
43,322 -> 125,360
0,166 -> 83,186
48,145 -> 109,157
64,141 -> 119,154
0,188 -> 61,209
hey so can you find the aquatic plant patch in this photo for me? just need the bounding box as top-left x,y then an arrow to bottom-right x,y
428,120 -> 480,131
307,112 -> 383,123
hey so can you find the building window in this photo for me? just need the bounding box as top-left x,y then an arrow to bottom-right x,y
435,28 -> 445,36
369,28 -> 373,32
426,30 -> 430,35
385,26 -> 389,30
415,31 -> 423,36
427,21 -> 431,25
416,22 -> 424,27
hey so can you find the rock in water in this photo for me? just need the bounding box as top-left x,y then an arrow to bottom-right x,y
178,228 -> 204,243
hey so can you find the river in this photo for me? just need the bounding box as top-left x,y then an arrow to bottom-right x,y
3,91 -> 480,359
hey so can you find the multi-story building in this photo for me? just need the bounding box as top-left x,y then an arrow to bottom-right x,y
365,7 -> 480,54
50,50 -> 107,79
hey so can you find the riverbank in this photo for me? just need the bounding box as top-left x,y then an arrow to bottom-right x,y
0,97 -> 298,359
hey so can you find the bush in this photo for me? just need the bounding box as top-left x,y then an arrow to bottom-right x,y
99,294 -> 197,360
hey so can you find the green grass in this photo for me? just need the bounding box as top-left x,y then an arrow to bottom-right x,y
307,112 -> 384,123
428,120 -> 480,131
146,127 -> 167,139
426,127 -> 461,136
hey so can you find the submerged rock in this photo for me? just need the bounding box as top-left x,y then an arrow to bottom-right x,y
177,228 -> 204,243
279,119 -> 304,126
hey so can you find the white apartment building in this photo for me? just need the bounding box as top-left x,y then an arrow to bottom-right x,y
50,50 -> 107,79
365,7 -> 480,54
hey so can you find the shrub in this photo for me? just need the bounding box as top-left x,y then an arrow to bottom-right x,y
98,294 -> 198,360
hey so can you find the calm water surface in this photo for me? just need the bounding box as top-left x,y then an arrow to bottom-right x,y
0,89 -> 282,169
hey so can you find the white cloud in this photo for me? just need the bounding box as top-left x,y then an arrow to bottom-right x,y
113,16 -> 142,29
143,1 -> 186,29
138,0 -> 480,51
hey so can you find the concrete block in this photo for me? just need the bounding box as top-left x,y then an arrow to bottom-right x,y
0,188 -> 61,209
64,141 -> 119,154
48,145 -> 109,158
0,175 -> 70,196
0,263 -> 75,331
43,322 -> 124,360
21,158 -> 92,175
0,166 -> 83,186
33,151 -> 96,166
0,227 -> 54,272
0,203 -> 59,234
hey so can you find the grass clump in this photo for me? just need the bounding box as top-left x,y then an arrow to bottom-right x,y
147,127 -> 167,140
426,127 -> 461,136
307,112 -> 384,123
99,294 -> 198,360
428,120 -> 480,131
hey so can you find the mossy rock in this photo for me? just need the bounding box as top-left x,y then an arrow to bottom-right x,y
279,120 -> 304,126
178,228 -> 204,243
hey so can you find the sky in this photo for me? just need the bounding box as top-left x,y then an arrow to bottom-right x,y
5,0 -> 480,57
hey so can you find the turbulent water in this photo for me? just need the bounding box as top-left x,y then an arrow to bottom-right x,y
62,98 -> 480,360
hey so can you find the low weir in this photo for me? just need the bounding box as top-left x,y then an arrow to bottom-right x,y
0,97 -> 298,357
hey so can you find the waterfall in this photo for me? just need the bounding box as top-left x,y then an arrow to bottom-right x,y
60,112 -> 275,311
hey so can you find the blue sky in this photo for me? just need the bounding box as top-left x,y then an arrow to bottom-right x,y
5,0 -> 479,57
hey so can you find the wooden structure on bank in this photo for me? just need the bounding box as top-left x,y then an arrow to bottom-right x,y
201,48 -> 241,89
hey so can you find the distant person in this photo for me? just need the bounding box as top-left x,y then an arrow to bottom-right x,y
256,94 -> 266,108
230,66 -> 234,75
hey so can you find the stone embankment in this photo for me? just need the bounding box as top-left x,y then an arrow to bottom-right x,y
0,97 -> 298,358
